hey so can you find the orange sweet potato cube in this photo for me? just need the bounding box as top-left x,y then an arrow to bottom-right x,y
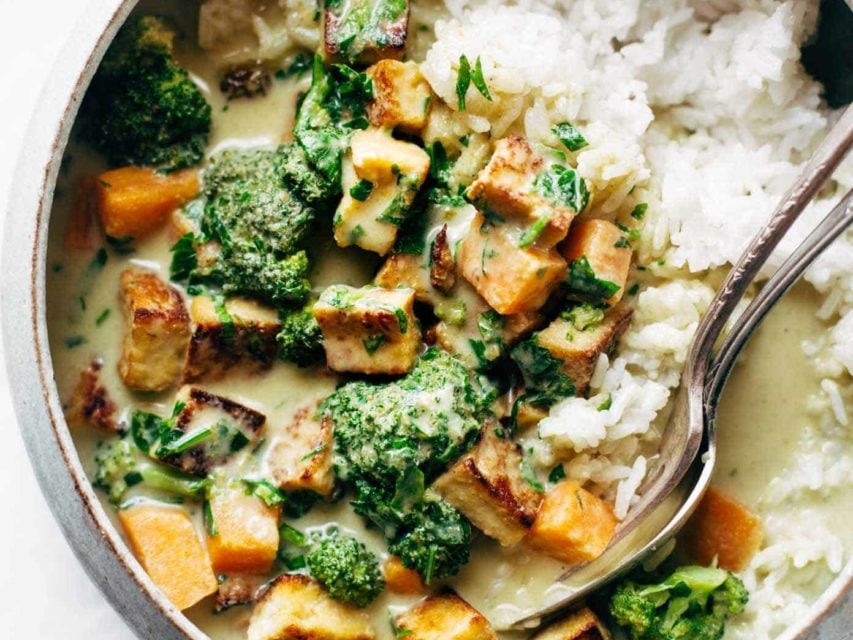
458,213 -> 567,315
96,166 -> 200,239
383,556 -> 425,594
207,487 -> 281,575
682,486 -> 764,572
560,219 -> 632,306
118,503 -> 217,610
527,480 -> 617,566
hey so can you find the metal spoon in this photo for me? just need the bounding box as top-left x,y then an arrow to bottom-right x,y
508,105 -> 853,631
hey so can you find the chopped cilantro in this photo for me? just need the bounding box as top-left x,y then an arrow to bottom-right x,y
552,122 -> 588,152
455,55 -> 472,111
565,256 -> 620,301
350,178 -> 374,201
363,334 -> 386,355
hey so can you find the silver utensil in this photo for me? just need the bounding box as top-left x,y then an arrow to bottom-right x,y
509,105 -> 853,630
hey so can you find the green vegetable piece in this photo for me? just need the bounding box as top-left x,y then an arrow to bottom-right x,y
456,55 -> 472,111
306,529 -> 384,607
560,302 -> 605,331
609,563 -> 749,640
511,337 -> 576,408
293,56 -> 373,188
518,214 -> 552,248
350,178 -> 374,201
471,56 -> 493,101
548,464 -> 566,484
363,334 -> 387,355
565,256 -> 621,301
552,122 -> 588,152
630,203 -> 648,220
242,478 -> 287,507
93,438 -> 210,504
533,164 -> 590,214
81,15 -> 211,171
277,306 -> 324,367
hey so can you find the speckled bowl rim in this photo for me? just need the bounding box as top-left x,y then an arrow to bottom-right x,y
0,1 -> 849,638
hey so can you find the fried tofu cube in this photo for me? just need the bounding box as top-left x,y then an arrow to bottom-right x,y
184,296 -> 282,383
559,219 -> 632,306
313,285 -> 421,375
247,574 -> 376,640
335,129 -> 430,256
161,386 -> 266,476
458,213 -> 567,315
266,407 -> 335,496
529,607 -> 610,640
433,290 -> 544,369
66,359 -> 117,430
324,0 -> 409,65
466,136 -> 577,248
207,485 -> 280,575
434,422 -> 543,546
395,592 -> 497,640
119,268 -> 191,392
533,302 -> 633,396
384,556 -> 425,594
118,504 -> 217,611
374,253 -> 430,301
681,486 -> 764,572
527,480 -> 618,566
350,128 -> 431,184
367,60 -> 431,133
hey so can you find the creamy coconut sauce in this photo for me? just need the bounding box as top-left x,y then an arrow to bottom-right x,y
44,11 -> 851,640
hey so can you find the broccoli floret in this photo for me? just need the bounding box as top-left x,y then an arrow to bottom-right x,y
305,529 -> 384,608
320,348 -> 492,581
81,15 -> 211,171
93,439 -> 209,504
322,348 -> 494,489
609,564 -> 749,640
388,495 -> 472,583
277,306 -> 324,367
171,144 -> 331,308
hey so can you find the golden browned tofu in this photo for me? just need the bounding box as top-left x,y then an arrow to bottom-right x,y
466,136 -> 577,248
527,480 -> 618,566
458,213 -> 566,315
266,407 -> 335,496
434,422 -> 543,546
247,574 -> 376,640
534,302 -> 633,396
395,592 -> 497,640
559,219 -> 632,306
313,285 -> 421,375
184,296 -> 281,383
118,268 -> 190,392
429,224 -> 456,293
335,129 -> 430,256
529,607 -> 610,640
160,386 -> 266,476
374,252 -> 430,301
66,359 -> 117,430
324,0 -> 409,65
367,59 -> 431,134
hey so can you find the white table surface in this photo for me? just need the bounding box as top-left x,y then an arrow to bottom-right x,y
0,0 -> 136,636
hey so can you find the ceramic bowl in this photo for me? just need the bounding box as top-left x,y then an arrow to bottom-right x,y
1,1 -> 849,638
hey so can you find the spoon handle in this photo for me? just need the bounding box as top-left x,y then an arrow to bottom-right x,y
706,190 -> 853,407
689,106 -> 853,381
